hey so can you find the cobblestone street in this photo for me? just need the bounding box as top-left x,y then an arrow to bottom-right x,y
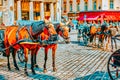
0,30 -> 113,80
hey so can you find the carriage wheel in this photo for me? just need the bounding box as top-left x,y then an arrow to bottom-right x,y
107,50 -> 120,80
17,48 -> 25,63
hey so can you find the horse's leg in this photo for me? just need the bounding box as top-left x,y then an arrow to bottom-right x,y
24,48 -> 29,75
33,48 -> 39,68
106,36 -> 110,51
7,54 -> 11,70
31,52 -> 36,75
111,36 -> 114,52
11,48 -> 19,70
94,34 -> 97,47
108,36 -> 111,50
114,38 -> 117,50
52,45 -> 57,72
6,45 -> 11,70
101,35 -> 104,48
90,35 -> 93,46
43,47 -> 48,73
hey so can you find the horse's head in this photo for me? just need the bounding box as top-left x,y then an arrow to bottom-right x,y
56,22 -> 70,44
39,21 -> 58,44
44,19 -> 57,35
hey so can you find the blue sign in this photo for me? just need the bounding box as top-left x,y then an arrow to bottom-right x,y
84,14 -> 87,18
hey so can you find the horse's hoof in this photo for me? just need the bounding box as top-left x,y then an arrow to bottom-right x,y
43,69 -> 47,73
34,64 -> 39,68
8,67 -> 11,71
53,68 -> 57,72
32,71 -> 36,75
25,72 -> 29,76
15,67 -> 20,71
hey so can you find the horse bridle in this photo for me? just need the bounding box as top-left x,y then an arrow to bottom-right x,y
59,25 -> 70,40
45,23 -> 58,41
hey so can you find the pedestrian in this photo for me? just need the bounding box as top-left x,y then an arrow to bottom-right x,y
82,21 -> 89,46
76,22 -> 79,30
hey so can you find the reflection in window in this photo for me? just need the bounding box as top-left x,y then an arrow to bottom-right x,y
46,3 -> 50,11
85,2 -> 88,11
93,1 -> 97,10
64,3 -> 66,12
110,0 -> 114,9
77,3 -> 80,11
70,3 -> 72,12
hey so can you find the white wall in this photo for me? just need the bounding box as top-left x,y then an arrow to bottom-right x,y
114,0 -> 120,10
101,0 -> 109,10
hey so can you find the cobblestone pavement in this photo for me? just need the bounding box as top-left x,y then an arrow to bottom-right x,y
0,30 -> 114,80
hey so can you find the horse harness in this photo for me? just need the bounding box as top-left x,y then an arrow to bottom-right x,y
38,23 -> 59,46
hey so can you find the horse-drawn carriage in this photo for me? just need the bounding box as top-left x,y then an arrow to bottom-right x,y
107,35 -> 120,80
0,20 -> 71,75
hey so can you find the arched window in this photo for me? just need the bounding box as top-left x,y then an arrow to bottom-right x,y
93,1 -> 96,10
110,0 -> 114,9
77,3 -> 80,11
64,4 -> 66,12
70,3 -> 72,12
85,2 -> 88,11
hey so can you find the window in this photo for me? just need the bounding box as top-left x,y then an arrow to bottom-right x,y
85,2 -> 88,11
70,4 -> 72,12
110,0 -> 114,9
64,4 -> 66,12
93,1 -> 97,10
21,2 -> 29,20
0,0 -> 3,6
77,3 -> 80,11
46,3 -> 50,11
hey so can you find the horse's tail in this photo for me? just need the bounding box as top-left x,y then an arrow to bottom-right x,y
4,27 -> 12,56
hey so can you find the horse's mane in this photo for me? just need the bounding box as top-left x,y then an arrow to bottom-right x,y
53,23 -> 60,33
101,24 -> 107,32
31,21 -> 45,35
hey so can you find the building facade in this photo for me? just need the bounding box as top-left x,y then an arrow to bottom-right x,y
61,0 -> 120,19
0,0 -> 120,26
0,0 -> 61,26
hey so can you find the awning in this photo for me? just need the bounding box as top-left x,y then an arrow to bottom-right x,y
76,16 -> 84,21
86,15 -> 100,20
77,11 -> 120,21
103,15 -> 117,20
77,15 -> 99,21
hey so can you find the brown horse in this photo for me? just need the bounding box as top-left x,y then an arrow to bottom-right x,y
105,25 -> 119,51
33,22 -> 71,73
89,25 -> 97,47
4,21 -> 45,75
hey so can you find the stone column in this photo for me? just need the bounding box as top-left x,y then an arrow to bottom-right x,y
2,0 -> 8,26
8,0 -> 14,25
61,0 -> 64,14
40,2 -> 44,20
66,0 -> 70,13
97,0 -> 101,10
88,0 -> 93,11
72,0 -> 77,12
56,0 -> 61,22
80,0 -> 85,11
50,3 -> 54,21
17,0 -> 21,20
29,1 -> 34,21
